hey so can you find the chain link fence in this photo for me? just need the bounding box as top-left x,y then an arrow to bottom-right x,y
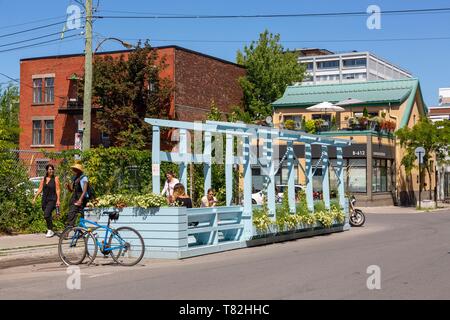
8,149 -> 61,179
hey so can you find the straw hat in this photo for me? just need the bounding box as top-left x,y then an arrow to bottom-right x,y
70,163 -> 84,172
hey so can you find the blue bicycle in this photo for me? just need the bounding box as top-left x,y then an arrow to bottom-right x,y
58,209 -> 145,266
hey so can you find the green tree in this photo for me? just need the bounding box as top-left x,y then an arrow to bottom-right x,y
396,117 -> 449,198
236,30 -> 305,120
0,84 -> 20,148
82,42 -> 173,148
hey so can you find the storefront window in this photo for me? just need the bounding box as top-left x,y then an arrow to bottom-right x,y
347,159 -> 367,193
372,159 -> 393,192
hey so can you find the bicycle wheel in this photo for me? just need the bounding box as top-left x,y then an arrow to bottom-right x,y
58,227 -> 98,266
108,227 -> 145,266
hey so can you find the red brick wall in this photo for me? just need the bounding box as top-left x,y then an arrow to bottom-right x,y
19,46 -> 245,151
174,48 -> 245,121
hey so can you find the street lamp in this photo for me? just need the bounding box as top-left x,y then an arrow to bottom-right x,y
94,37 -> 135,53
82,36 -> 135,151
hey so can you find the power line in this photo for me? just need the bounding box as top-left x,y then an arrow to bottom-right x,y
112,35 -> 450,44
94,7 -> 450,20
0,33 -> 82,54
0,16 -> 68,31
0,20 -> 70,39
0,29 -> 78,48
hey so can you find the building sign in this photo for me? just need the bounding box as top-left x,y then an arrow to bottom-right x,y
373,152 -> 386,157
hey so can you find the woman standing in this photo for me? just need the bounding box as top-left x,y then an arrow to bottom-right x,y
33,164 -> 61,238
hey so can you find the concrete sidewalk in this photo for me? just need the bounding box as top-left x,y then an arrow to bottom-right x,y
0,233 -> 61,269
360,203 -> 450,214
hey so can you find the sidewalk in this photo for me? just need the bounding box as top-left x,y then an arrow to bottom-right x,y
0,233 -> 60,269
360,202 -> 450,214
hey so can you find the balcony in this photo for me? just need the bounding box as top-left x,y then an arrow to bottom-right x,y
58,97 -> 101,114
281,116 -> 396,137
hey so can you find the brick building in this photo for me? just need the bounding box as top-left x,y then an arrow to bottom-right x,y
19,45 -> 245,155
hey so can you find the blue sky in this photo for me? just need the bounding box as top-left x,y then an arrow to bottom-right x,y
0,0 -> 449,106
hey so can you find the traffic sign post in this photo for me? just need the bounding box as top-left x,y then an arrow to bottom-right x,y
415,147 -> 425,209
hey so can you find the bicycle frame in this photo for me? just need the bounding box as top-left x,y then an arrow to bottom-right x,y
77,217 -> 126,254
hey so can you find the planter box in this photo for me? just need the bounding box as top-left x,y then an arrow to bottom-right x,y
92,206 -> 189,259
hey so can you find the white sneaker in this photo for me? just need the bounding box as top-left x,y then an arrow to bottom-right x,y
45,230 -> 55,238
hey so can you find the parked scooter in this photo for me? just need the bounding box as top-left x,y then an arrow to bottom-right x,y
349,195 -> 365,227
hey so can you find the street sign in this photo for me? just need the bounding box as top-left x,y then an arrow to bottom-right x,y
415,147 -> 425,163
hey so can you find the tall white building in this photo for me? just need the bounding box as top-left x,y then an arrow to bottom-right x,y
296,49 -> 412,85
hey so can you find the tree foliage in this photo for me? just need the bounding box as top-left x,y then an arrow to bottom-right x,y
236,30 -> 305,120
83,42 -> 173,148
0,84 -> 20,149
396,117 -> 450,196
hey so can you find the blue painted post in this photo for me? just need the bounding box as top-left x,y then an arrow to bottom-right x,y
152,125 -> 161,194
243,135 -> 253,240
203,131 -> 212,195
179,129 -> 188,188
287,140 -> 295,213
336,146 -> 346,210
264,133 -> 276,218
321,145 -> 331,210
225,134 -> 233,206
305,143 -> 314,212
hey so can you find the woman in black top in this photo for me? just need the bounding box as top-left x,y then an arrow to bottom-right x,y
33,164 -> 61,238
172,183 -> 193,208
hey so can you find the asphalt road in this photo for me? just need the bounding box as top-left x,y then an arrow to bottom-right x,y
1,210 -> 450,300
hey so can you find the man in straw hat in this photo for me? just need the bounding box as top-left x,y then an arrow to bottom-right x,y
66,162 -> 89,228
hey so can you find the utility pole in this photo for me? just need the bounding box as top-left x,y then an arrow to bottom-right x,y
82,0 -> 93,150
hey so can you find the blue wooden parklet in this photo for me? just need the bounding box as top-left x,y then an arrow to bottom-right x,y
103,118 -> 352,259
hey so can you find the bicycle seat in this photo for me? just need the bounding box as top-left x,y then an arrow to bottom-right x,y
105,211 -> 120,221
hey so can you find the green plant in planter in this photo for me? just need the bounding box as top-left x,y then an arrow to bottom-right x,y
363,107 -> 369,118
284,119 -> 296,130
313,211 -> 334,228
91,193 -> 168,209
253,199 -> 271,232
305,119 -> 316,133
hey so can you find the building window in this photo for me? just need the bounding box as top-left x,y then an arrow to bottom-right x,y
32,120 -> 54,146
33,79 -> 42,104
343,58 -> 367,67
44,78 -> 54,103
32,120 -> 42,145
32,76 -> 55,104
44,120 -> 54,145
372,159 -> 392,192
348,159 -> 367,193
317,60 -> 339,69
283,115 -> 302,129
306,62 -> 313,70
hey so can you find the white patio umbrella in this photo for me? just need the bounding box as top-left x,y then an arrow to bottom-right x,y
306,101 -> 345,112
306,102 -> 344,130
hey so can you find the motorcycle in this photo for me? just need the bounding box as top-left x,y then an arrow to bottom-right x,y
349,195 -> 365,227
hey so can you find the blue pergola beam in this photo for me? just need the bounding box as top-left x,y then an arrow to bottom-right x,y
321,145 -> 331,210
225,134 -> 233,206
287,140 -> 296,213
204,131 -> 212,195
305,143 -> 314,212
179,129 -> 188,188
336,146 -> 346,210
152,125 -> 161,194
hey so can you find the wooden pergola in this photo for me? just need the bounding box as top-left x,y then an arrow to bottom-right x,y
145,118 -> 351,239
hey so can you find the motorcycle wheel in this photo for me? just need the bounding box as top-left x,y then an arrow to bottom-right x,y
349,209 -> 365,227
